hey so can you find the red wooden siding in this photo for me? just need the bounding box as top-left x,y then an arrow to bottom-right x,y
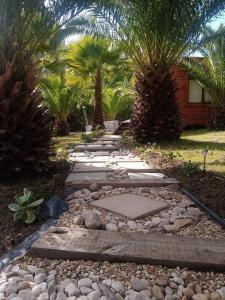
173,66 -> 211,126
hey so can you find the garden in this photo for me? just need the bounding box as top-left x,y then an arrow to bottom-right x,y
1,1 -> 225,300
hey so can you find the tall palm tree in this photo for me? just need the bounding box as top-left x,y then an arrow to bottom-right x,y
0,0 -> 95,177
66,36 -> 124,129
184,25 -> 225,130
80,0 -> 225,142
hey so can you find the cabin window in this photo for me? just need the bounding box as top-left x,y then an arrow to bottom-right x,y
188,80 -> 211,103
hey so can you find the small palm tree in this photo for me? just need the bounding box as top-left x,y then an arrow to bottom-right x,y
81,0 -> 225,142
184,25 -> 225,130
67,36 -> 124,129
39,75 -> 78,136
103,84 -> 134,121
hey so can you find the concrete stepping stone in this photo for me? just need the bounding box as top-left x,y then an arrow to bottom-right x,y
90,193 -> 169,220
69,156 -> 142,163
128,172 -> 166,179
99,135 -> 121,141
65,172 -> 180,188
74,144 -> 119,152
72,162 -> 159,173
70,151 -> 111,157
31,227 -> 225,271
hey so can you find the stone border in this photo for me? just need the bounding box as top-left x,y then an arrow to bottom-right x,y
0,218 -> 57,271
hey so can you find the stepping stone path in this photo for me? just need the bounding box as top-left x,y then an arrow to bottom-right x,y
66,136 -> 179,188
2,135 -> 225,300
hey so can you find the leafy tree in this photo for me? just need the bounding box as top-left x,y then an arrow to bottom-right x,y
66,36 -> 125,129
184,25 -> 225,130
81,0 -> 225,142
0,0 -> 94,177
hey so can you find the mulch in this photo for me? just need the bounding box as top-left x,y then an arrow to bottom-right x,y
0,161 -> 68,258
139,151 -> 225,219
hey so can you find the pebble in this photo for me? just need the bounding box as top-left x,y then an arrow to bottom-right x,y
131,277 -> 149,291
106,223 -> 119,232
111,280 -> 124,293
78,278 -> 93,289
192,294 -> 209,300
152,285 -> 164,300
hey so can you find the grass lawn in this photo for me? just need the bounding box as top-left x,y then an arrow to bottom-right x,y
144,129 -> 225,176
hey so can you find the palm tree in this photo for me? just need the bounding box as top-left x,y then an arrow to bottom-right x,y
66,36 -> 124,129
0,0 -> 95,177
80,0 -> 225,142
39,75 -> 79,136
103,83 -> 134,121
184,25 -> 225,130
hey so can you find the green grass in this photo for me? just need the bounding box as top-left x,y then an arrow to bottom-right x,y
140,129 -> 225,176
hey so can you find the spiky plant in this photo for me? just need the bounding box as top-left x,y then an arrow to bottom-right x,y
183,25 -> 225,130
78,0 -> 225,142
66,36 -> 125,129
0,0 -> 95,177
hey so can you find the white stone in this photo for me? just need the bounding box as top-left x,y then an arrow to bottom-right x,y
127,221 -> 137,229
151,217 -> 162,226
106,223 -> 118,232
80,287 -> 93,295
217,287 -> 225,300
37,292 -> 49,300
34,273 -> 47,284
65,283 -> 79,297
111,281 -> 124,293
78,278 -> 93,289
84,212 -> 103,230
6,282 -> 18,296
56,292 -> 67,300
131,277 -> 149,291
87,291 -> 101,300
192,294 -> 209,300
31,285 -> 43,297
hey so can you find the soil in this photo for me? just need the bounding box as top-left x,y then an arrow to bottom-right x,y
138,151 -> 225,219
0,161 -> 69,257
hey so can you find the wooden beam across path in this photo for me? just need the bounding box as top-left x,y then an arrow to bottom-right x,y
65,176 -> 180,188
31,227 -> 225,271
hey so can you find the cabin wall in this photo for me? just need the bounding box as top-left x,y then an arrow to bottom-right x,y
173,67 -> 211,126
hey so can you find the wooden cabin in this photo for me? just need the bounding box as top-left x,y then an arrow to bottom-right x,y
173,66 -> 212,126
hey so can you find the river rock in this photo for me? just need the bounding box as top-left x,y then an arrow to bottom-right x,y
84,212 -> 103,230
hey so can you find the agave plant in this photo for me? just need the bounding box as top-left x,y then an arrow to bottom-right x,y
8,188 -> 44,224
183,25 -> 225,130
76,0 -> 225,142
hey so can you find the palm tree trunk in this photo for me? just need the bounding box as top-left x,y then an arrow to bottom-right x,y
55,119 -> 70,136
130,67 -> 182,143
93,69 -> 104,129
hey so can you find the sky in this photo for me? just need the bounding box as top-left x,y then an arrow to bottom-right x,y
66,12 -> 225,45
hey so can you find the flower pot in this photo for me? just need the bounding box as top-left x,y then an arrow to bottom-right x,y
104,120 -> 119,133
85,125 -> 92,133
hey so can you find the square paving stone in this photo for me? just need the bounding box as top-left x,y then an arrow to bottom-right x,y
73,162 -> 108,172
116,161 -> 155,170
91,193 -> 169,220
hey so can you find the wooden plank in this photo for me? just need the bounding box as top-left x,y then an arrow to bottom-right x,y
31,227 -> 225,271
65,177 -> 180,188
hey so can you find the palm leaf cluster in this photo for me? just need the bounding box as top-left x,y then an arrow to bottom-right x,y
39,75 -> 78,136
184,25 -> 225,129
